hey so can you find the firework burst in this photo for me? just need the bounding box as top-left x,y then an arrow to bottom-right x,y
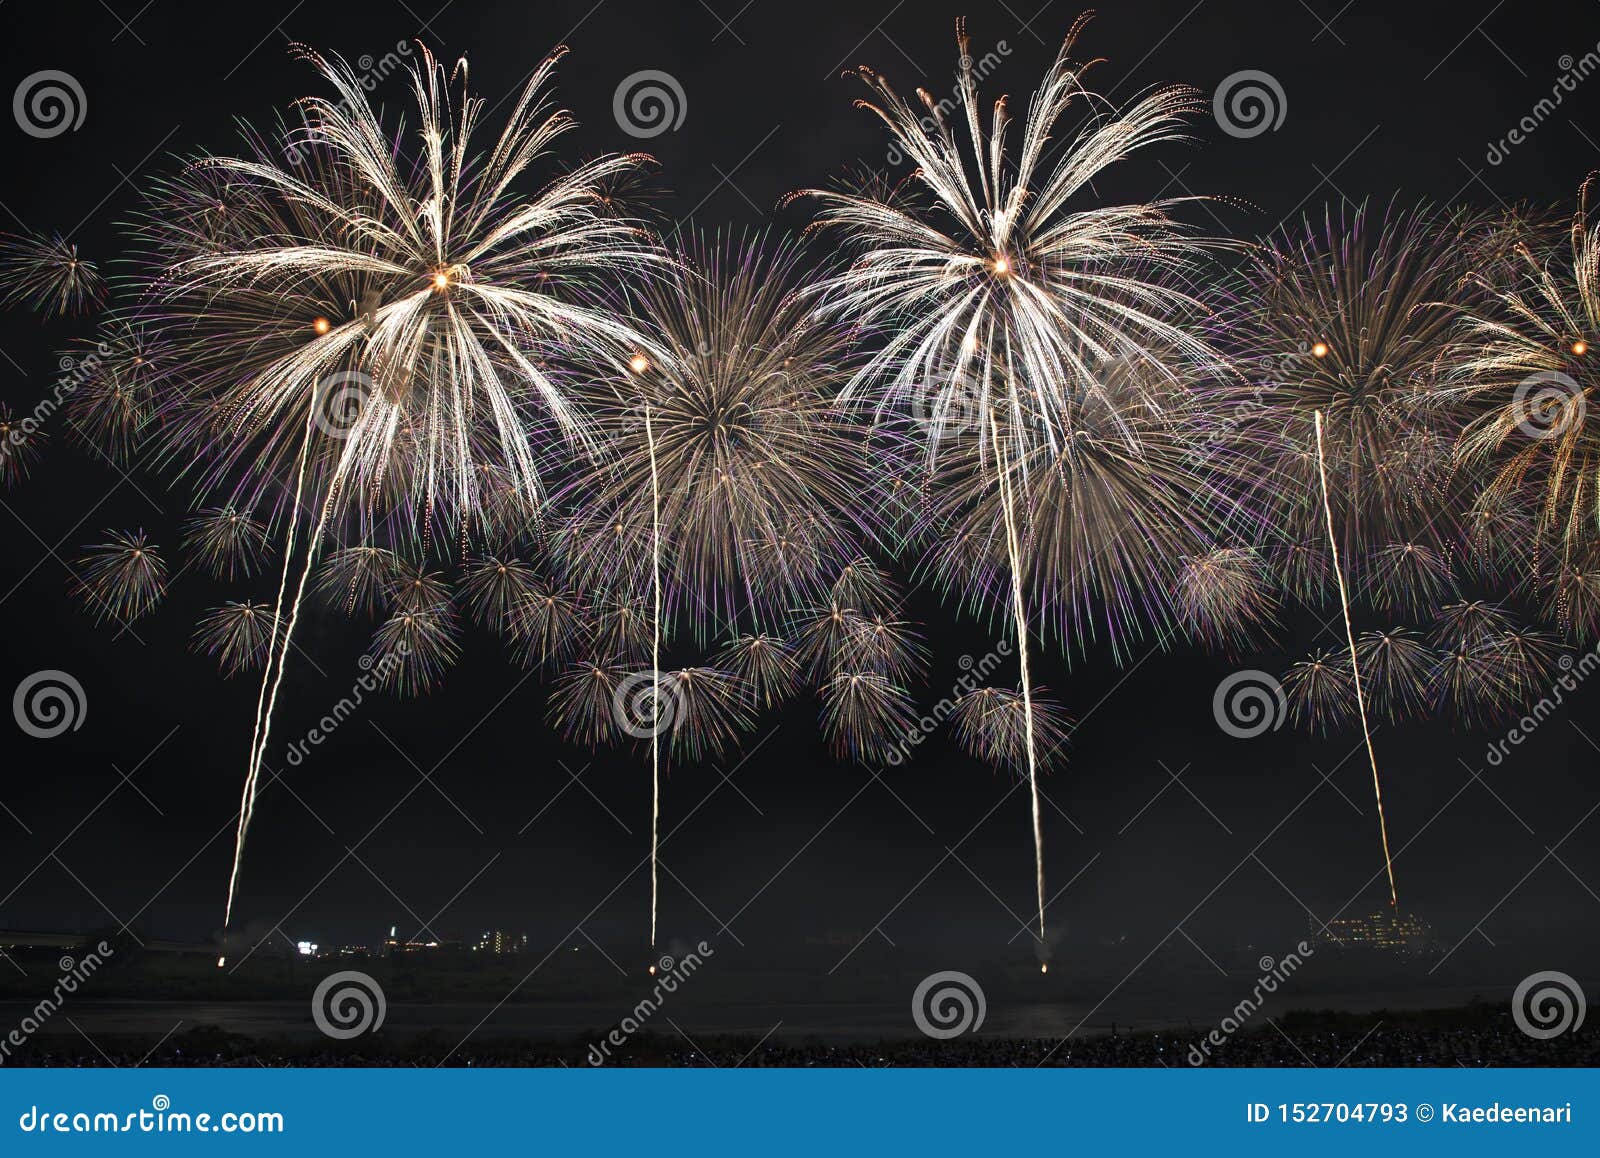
1176,547 -> 1277,652
369,604 -> 461,696
508,582 -> 588,670
135,41 -> 668,949
73,530 -> 167,624
819,671 -> 918,764
547,658 -> 628,748
62,322 -> 161,464
1354,628 -> 1435,722
652,667 -> 754,761
1542,547 -> 1600,641
1283,648 -> 1356,735
713,633 -> 801,709
563,231 -> 871,624
1230,203 -> 1475,574
951,686 -> 1071,773
182,507 -> 272,581
390,561 -> 452,613
0,232 -> 105,318
1368,541 -> 1456,618
192,602 -> 277,676
314,546 -> 403,617
1442,180 -> 1600,556
0,406 -> 44,486
460,556 -> 542,632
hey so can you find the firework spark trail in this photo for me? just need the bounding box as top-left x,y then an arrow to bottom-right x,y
1314,410 -> 1398,906
221,411 -> 324,964
643,397 -> 663,958
987,402 -> 1046,951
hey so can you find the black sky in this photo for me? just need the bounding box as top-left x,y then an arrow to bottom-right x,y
0,0 -> 1597,986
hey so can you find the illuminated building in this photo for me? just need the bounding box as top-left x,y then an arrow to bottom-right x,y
1316,911 -> 1433,952
473,930 -> 527,955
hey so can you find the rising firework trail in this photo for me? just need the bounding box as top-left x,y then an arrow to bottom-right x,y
986,399 -> 1045,946
1314,410 -> 1398,905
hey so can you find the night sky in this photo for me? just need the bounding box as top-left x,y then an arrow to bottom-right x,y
0,0 -> 1596,994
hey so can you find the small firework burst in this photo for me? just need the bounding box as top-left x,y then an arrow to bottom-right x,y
368,604 -> 460,696
0,405 -> 44,486
62,322 -> 160,463
0,232 -> 106,318
508,584 -> 587,671
1542,549 -> 1600,641
831,558 -> 896,616
1355,628 -> 1436,722
1459,492 -> 1540,588
713,633 -> 801,709
795,602 -> 864,680
1428,642 -> 1505,724
1282,648 -> 1355,734
819,671 -> 918,764
191,601 -> 276,676
73,530 -> 167,624
181,507 -> 271,580
841,611 -> 929,684
1368,541 -> 1456,618
1429,599 -> 1514,649
592,596 -> 655,661
314,546 -> 402,617
1267,541 -> 1331,608
389,561 -> 451,614
547,658 -> 628,748
460,557 -> 541,632
655,668 -> 754,761
1176,547 -> 1277,651
1487,626 -> 1562,701
950,686 -> 1072,774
